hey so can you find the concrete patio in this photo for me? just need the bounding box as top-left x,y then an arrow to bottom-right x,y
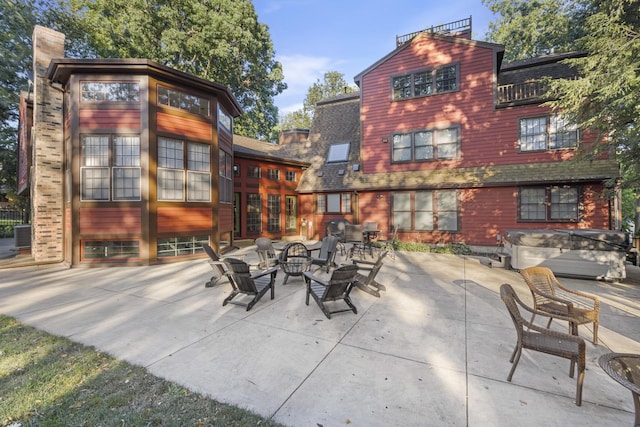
1,241 -> 639,426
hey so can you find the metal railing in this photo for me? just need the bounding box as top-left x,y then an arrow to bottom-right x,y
0,208 -> 29,226
497,80 -> 549,105
396,17 -> 472,47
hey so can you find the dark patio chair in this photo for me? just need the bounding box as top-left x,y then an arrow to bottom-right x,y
310,235 -> 339,273
376,225 -> 398,260
278,241 -> 311,284
303,264 -> 359,319
500,283 -> 586,406
520,266 -> 600,344
222,258 -> 277,311
351,250 -> 387,297
255,237 -> 279,270
345,224 -> 366,259
202,243 -> 228,287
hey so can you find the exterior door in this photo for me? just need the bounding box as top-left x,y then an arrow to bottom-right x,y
285,195 -> 297,234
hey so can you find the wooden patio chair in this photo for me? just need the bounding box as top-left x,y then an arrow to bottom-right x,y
345,224 -> 366,259
351,250 -> 388,297
222,258 -> 277,311
520,266 -> 600,344
202,243 -> 228,287
255,237 -> 279,270
303,264 -> 359,319
376,225 -> 398,260
500,284 -> 586,406
278,241 -> 311,285
310,235 -> 339,273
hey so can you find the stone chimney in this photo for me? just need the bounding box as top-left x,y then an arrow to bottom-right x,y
31,26 -> 65,262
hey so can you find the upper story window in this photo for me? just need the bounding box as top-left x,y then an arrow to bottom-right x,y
81,82 -> 139,102
392,126 -> 460,162
519,115 -> 578,151
81,134 -> 141,201
285,171 -> 297,182
218,105 -> 232,133
392,64 -> 459,100
247,166 -> 261,179
327,142 -> 350,163
219,150 -> 232,204
267,168 -> 280,181
158,86 -> 210,116
157,137 -> 211,202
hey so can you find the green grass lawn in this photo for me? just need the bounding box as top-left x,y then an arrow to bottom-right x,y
0,315 -> 285,426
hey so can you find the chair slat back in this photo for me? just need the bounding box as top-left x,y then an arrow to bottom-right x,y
500,284 -> 526,340
318,235 -> 339,260
224,258 -> 256,293
345,224 -> 363,243
323,264 -> 358,299
362,251 -> 387,286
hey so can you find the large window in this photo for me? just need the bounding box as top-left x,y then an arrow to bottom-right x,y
519,186 -> 581,222
392,127 -> 460,162
158,137 -> 211,202
157,235 -> 208,257
81,135 -> 140,201
392,64 -> 459,100
218,105 -> 232,133
81,82 -> 139,102
219,150 -> 232,204
83,240 -> 140,259
158,86 -> 210,116
247,166 -> 261,179
393,190 -> 459,231
267,195 -> 281,232
267,168 -> 280,181
316,193 -> 351,213
247,193 -> 262,233
519,116 -> 578,151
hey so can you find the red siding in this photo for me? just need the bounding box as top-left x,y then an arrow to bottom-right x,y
157,112 -> 212,140
219,205 -> 233,230
157,206 -> 212,233
79,109 -> 140,129
80,207 -> 142,234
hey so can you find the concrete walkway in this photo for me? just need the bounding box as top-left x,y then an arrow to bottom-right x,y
1,241 -> 639,426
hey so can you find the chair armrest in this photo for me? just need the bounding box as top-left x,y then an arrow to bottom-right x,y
512,286 -> 579,324
352,259 -> 376,267
303,271 -> 329,286
251,266 -> 278,280
553,280 -> 600,310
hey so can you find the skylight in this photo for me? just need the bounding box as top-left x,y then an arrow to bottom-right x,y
327,142 -> 350,163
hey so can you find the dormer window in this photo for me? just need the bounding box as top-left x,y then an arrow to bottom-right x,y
327,142 -> 350,163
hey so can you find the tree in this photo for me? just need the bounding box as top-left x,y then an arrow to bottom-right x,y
280,71 -> 357,131
483,0 -> 588,61
64,0 -> 286,140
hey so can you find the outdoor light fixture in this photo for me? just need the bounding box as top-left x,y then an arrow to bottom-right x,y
376,194 -> 383,199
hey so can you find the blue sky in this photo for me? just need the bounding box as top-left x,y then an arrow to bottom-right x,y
253,1 -> 496,116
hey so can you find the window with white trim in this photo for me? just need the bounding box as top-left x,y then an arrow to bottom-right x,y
81,134 -> 141,201
268,194 -> 281,232
247,193 -> 262,233
316,193 -> 351,213
519,116 -> 578,151
81,82 -> 139,102
158,137 -> 211,201
392,190 -> 459,231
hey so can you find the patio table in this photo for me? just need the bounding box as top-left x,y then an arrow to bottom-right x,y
599,353 -> 640,427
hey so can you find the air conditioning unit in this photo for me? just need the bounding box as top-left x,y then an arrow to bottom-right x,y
14,224 -> 31,248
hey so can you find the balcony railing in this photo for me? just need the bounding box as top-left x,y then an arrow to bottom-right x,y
396,17 -> 472,47
497,80 -> 550,105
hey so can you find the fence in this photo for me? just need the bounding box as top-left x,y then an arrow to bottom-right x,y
0,208 -> 29,226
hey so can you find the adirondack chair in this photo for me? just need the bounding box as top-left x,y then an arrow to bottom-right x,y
222,258 -> 277,311
351,250 -> 388,297
202,244 -> 228,287
310,235 -> 339,273
255,237 -> 279,270
303,264 -> 359,319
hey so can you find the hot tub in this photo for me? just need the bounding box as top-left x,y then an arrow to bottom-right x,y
504,229 -> 630,280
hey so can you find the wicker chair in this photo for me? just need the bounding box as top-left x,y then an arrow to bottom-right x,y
500,284 -> 586,406
255,237 -> 279,270
520,266 -> 600,344
351,250 -> 388,297
303,264 -> 359,319
278,241 -> 311,284
222,258 -> 277,311
202,244 -> 228,287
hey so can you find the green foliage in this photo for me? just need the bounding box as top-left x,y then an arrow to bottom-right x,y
280,71 -> 357,131
546,0 -> 640,189
393,240 -> 472,255
0,315 -> 285,426
483,0 -> 584,61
